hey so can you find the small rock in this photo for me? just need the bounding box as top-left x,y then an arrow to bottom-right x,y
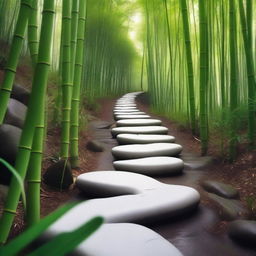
11,84 -> 30,105
0,124 -> 21,185
228,220 -> 256,247
4,98 -> 27,128
43,160 -> 73,189
94,121 -> 113,129
202,180 -> 239,199
86,140 -> 105,152
208,193 -> 250,220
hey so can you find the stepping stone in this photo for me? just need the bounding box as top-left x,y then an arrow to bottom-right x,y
0,124 -> 21,185
115,104 -> 137,107
111,126 -> 168,137
43,160 -> 73,189
116,119 -> 162,127
4,98 -> 27,129
45,171 -> 199,237
86,140 -> 105,152
113,156 -> 184,175
115,114 -> 151,121
11,83 -> 30,105
201,180 -> 239,199
112,143 -> 183,160
114,111 -> 146,117
113,109 -> 140,112
72,223 -> 183,256
114,106 -> 137,110
208,193 -> 250,220
91,121 -> 114,129
117,134 -> 175,144
228,220 -> 256,247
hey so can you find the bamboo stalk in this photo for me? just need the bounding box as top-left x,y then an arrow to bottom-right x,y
70,0 -> 86,167
0,0 -> 56,243
0,0 -> 33,123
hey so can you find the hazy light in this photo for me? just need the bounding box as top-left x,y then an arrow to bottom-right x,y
129,12 -> 143,54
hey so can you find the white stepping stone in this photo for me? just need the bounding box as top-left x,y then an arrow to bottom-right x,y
114,111 -> 146,116
117,134 -> 175,144
112,143 -> 182,159
45,171 -> 199,238
111,126 -> 168,137
115,103 -> 137,107
114,108 -> 139,112
115,114 -> 151,120
113,156 -> 184,175
116,119 -> 162,127
74,223 -> 183,256
114,105 -> 137,109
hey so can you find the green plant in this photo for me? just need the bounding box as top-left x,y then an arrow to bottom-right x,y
0,202 -> 103,255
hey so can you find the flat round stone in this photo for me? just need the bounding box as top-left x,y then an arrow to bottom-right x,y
114,111 -> 146,117
76,223 -> 183,256
115,104 -> 137,107
115,114 -> 151,120
114,105 -> 137,108
116,100 -> 135,104
116,119 -> 162,127
111,126 -> 168,137
112,143 -> 183,159
113,109 -> 140,112
201,180 -> 239,199
228,220 -> 256,247
113,156 -> 184,175
46,171 -> 199,238
117,134 -> 175,144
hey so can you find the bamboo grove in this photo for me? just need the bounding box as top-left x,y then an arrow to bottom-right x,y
0,0 -> 255,245
141,0 -> 256,160
0,0 -> 137,243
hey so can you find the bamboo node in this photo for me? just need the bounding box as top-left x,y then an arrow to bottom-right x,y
62,16 -> 71,20
14,34 -> 25,40
37,61 -> 51,66
3,208 -> 16,215
43,9 -> 55,14
62,83 -> 73,87
19,145 -> 32,151
21,2 -> 32,9
28,25 -> 38,29
27,179 -> 41,183
5,67 -> 16,73
1,87 -> 12,93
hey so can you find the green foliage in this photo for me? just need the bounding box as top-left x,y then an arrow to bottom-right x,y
83,0 -> 138,101
140,0 -> 256,158
0,202 -> 103,256
0,158 -> 26,210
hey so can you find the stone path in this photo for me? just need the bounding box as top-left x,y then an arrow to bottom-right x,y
41,92 -> 256,255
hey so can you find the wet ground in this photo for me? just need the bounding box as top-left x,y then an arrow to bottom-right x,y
87,98 -> 256,256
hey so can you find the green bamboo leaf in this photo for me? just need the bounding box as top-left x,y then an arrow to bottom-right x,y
28,216 -> 104,256
0,158 -> 26,210
0,202 -> 78,256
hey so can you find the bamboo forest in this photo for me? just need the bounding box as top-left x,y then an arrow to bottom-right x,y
0,0 -> 256,255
